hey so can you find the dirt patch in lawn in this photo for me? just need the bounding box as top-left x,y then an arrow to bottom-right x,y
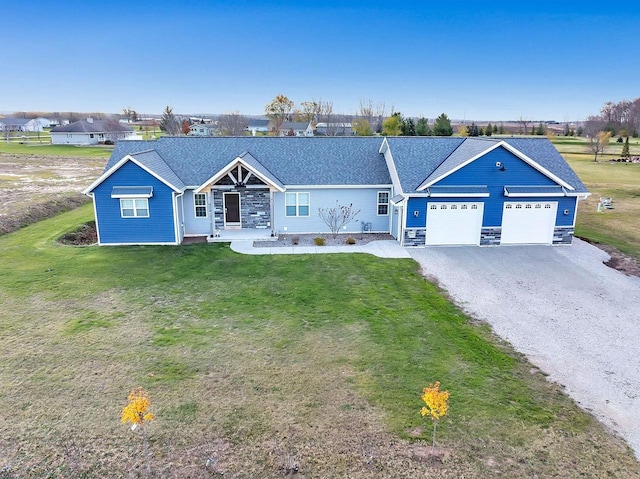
596,244 -> 640,278
0,153 -> 105,235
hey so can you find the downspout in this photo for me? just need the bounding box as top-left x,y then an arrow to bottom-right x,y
174,191 -> 184,245
208,190 -> 215,238
270,189 -> 276,237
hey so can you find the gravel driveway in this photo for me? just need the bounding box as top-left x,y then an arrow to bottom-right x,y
408,239 -> 640,458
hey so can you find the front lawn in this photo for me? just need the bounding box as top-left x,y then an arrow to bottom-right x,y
0,204 -> 637,477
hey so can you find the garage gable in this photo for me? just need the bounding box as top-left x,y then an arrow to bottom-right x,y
419,141 -> 573,191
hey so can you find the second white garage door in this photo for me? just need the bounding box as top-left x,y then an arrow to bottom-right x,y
501,202 -> 557,245
425,202 -> 484,245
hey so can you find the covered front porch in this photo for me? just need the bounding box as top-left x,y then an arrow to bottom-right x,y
183,228 -> 276,244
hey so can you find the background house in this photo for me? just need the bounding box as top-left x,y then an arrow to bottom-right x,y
51,118 -> 140,145
0,117 -> 42,132
246,119 -> 270,136
278,121 -> 313,137
189,124 -> 217,136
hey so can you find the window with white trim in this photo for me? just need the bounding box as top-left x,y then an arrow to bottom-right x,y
285,192 -> 310,217
194,193 -> 207,217
377,191 -> 389,215
120,198 -> 149,218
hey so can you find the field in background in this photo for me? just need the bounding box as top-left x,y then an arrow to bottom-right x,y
552,136 -> 640,259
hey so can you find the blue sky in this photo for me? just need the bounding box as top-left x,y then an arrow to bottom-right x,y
2,1 -> 637,121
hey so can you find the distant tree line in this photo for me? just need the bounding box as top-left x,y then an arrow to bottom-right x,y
587,98 -> 640,138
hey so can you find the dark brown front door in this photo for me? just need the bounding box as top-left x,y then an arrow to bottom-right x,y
224,193 -> 240,225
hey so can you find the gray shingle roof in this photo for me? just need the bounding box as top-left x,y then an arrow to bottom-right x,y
107,137 -> 392,187
101,136 -> 587,195
51,119 -> 134,133
384,137 -> 465,192
128,150 -> 186,191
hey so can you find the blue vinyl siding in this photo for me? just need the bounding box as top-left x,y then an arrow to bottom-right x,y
406,146 -> 578,228
273,188 -> 391,234
93,161 -> 177,244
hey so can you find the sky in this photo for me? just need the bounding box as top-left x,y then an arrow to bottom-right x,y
2,1 -> 638,122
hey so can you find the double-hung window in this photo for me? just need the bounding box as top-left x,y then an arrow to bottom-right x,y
285,192 -> 310,217
194,193 -> 207,217
120,198 -> 149,218
377,191 -> 389,215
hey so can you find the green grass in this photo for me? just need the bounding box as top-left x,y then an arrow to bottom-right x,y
0,141 -> 112,158
0,204 -> 637,477
552,136 -> 640,259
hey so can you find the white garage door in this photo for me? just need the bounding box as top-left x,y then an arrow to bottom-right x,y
501,202 -> 557,245
425,202 -> 484,246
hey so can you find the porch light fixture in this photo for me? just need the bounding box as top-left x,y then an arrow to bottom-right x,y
496,161 -> 506,171
414,210 -> 419,217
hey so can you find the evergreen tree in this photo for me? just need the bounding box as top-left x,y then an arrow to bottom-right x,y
622,136 -> 630,158
479,127 -> 485,136
485,123 -> 493,137
433,113 -> 453,136
498,123 -> 505,134
416,117 -> 431,136
536,122 -> 546,135
576,126 -> 584,136
159,106 -> 180,136
468,122 -> 479,137
530,126 -> 536,135
402,117 -> 416,136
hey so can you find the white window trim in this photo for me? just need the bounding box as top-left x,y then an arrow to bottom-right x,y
377,191 -> 390,216
285,192 -> 310,217
194,192 -> 208,218
120,198 -> 149,218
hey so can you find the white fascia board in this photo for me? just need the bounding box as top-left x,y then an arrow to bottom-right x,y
429,192 -> 490,198
284,184 -> 392,190
418,141 -> 574,191
379,138 -> 404,195
195,157 -> 284,193
499,141 -> 575,190
82,154 -> 183,194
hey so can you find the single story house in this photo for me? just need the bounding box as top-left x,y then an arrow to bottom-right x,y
0,117 -> 42,132
189,123 -> 217,136
246,119 -> 270,135
82,136 -> 589,246
278,122 -> 314,137
315,122 -> 353,136
51,118 -> 141,145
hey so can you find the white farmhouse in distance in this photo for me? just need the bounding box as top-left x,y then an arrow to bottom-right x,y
51,118 -> 141,145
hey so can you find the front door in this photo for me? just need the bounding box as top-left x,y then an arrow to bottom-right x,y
224,192 -> 241,227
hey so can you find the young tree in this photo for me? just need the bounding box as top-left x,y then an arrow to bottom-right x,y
622,136 -> 630,158
159,106 -> 180,136
498,123 -> 505,134
318,201 -> 361,237
518,116 -> 531,135
420,381 -> 449,454
416,117 -> 431,136
352,118 -> 373,136
536,122 -> 546,135
122,387 -> 155,476
457,125 -> 469,136
432,113 -> 453,136
589,131 -> 611,162
382,114 -> 403,136
218,111 -> 249,136
265,94 -> 294,134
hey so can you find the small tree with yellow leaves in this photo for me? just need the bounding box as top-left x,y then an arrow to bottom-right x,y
420,381 -> 449,452
121,387 -> 155,476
